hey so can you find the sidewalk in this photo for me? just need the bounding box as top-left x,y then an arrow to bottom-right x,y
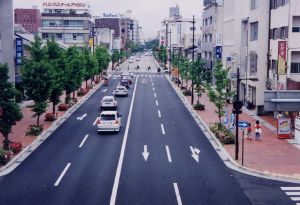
175,82 -> 300,180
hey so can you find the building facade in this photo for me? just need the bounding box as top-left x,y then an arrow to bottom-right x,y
41,2 -> 92,48
0,0 -> 14,82
15,8 -> 41,33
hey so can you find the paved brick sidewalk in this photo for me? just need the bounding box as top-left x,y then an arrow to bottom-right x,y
176,82 -> 300,180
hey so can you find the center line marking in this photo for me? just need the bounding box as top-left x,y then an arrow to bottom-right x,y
54,163 -> 71,186
153,87 -> 155,91
79,134 -> 89,148
161,123 -> 165,135
158,110 -> 161,118
110,76 -> 139,205
93,117 -> 98,126
154,93 -> 157,98
173,183 -> 183,205
166,146 -> 172,162
156,100 -> 159,106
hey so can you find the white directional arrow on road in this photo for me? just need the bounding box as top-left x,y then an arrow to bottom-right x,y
190,146 -> 200,163
142,145 -> 149,161
77,113 -> 87,121
102,89 -> 108,93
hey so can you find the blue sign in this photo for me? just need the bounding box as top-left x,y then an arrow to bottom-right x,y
216,46 -> 222,59
238,121 -> 248,128
15,38 -> 23,65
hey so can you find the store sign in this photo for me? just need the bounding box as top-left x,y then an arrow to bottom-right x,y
216,33 -> 222,46
43,2 -> 88,9
278,41 -> 286,75
102,13 -> 119,18
15,38 -> 23,66
277,118 -> 291,139
226,57 -> 232,68
216,46 -> 222,59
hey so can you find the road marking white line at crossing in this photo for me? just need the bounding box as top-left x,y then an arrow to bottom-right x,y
156,100 -> 159,106
110,76 -> 139,205
281,187 -> 300,191
54,163 -> 71,186
291,197 -> 300,201
166,146 -> 172,162
173,183 -> 183,205
161,123 -> 165,135
79,134 -> 89,148
158,110 -> 161,118
286,192 -> 300,196
93,117 -> 98,126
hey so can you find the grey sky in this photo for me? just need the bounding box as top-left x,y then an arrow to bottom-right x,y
14,0 -> 203,38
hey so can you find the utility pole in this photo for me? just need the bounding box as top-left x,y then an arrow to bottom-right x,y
233,68 -> 242,160
191,15 -> 195,105
169,29 -> 172,76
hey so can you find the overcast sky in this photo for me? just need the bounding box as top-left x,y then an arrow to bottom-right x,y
14,0 -> 203,39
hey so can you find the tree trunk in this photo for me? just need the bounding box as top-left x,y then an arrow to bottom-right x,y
86,80 -> 88,89
52,102 -> 56,114
3,133 -> 9,150
37,115 -> 40,127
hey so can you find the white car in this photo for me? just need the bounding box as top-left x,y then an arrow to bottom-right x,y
135,57 -> 141,61
113,86 -> 128,96
129,59 -> 134,63
100,96 -> 117,110
97,111 -> 122,133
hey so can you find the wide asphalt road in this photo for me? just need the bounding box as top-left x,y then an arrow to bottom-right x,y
0,55 -> 298,205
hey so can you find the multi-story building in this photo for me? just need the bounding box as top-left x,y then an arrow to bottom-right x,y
269,0 -> 300,90
41,2 -> 92,48
202,0 -> 223,70
169,4 -> 180,18
15,8 -> 41,34
0,0 -> 14,82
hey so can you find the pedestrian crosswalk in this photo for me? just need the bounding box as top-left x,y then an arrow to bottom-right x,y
281,187 -> 300,204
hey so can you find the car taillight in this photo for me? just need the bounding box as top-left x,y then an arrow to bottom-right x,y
115,120 -> 119,124
97,119 -> 101,125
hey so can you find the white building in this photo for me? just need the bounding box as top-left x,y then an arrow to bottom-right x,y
269,0 -> 300,91
0,0 -> 14,82
94,28 -> 114,53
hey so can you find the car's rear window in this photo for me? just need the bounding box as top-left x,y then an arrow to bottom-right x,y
118,87 -> 125,90
103,98 -> 113,102
100,114 -> 116,120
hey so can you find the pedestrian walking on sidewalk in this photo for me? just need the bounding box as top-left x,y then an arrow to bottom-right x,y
254,120 -> 262,140
246,122 -> 252,140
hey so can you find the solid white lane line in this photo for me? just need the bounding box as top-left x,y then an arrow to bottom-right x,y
291,197 -> 300,201
281,187 -> 300,191
54,163 -> 71,187
93,117 -> 98,126
79,134 -> 89,148
158,110 -> 161,118
173,183 -> 183,205
161,123 -> 165,135
156,100 -> 159,106
166,146 -> 172,162
286,192 -> 300,196
110,76 -> 139,205
154,93 -> 157,98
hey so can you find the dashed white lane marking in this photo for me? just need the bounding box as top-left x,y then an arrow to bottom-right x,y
173,183 -> 183,205
161,123 -> 165,135
154,93 -> 157,98
93,117 -> 98,126
110,76 -> 139,205
79,134 -> 89,148
156,100 -> 159,106
158,110 -> 161,118
153,87 -> 155,91
166,145 -> 172,162
54,163 -> 71,186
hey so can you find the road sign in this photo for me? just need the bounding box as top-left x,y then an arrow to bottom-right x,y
238,121 -> 248,128
233,100 -> 243,110
230,72 -> 237,79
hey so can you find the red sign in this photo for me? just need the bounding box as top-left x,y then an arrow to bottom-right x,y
277,118 -> 291,139
278,41 -> 287,75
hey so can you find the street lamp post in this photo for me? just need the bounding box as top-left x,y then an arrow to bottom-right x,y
168,29 -> 172,76
176,15 -> 196,105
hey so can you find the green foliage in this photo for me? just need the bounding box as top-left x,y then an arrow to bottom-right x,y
95,46 -> 110,74
209,123 -> 235,144
26,125 -> 43,136
193,102 -> 205,111
207,60 -> 233,128
158,45 -> 167,66
111,50 -> 120,64
0,63 -> 23,149
82,47 -> 98,87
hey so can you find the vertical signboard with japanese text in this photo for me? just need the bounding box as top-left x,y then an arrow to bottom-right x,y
15,38 -> 23,66
277,118 -> 291,139
278,41 -> 286,75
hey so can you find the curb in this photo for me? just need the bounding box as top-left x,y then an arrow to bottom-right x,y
166,76 -> 300,184
0,76 -> 110,176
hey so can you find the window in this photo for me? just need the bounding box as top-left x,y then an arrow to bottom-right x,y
291,51 -> 300,73
280,27 -> 288,38
249,51 -> 258,75
271,60 -> 277,72
250,22 -> 258,41
209,17 -> 212,25
292,16 -> 300,33
291,63 -> 300,73
271,0 -> 289,9
250,0 -> 259,10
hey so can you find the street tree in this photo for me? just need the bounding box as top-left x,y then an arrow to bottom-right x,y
158,45 -> 167,68
95,46 -> 110,75
46,39 -> 66,114
22,35 -> 54,127
82,47 -> 98,88
111,49 -> 120,67
0,63 -> 23,150
207,60 -> 233,128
